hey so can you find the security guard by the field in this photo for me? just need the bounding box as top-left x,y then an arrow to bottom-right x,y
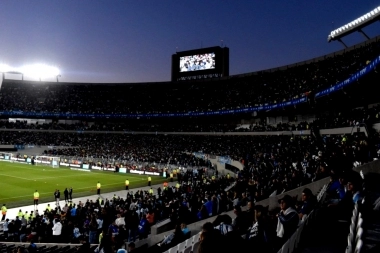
148,176 -> 152,186
170,173 -> 174,182
33,190 -> 39,206
17,209 -> 24,219
24,211 -> 30,220
125,179 -> 129,190
1,204 -> 7,221
97,182 -> 101,195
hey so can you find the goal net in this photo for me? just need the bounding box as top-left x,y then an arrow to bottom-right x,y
0,152 -> 13,162
35,156 -> 60,168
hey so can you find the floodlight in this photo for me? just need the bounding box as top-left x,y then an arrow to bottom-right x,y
328,5 -> 380,42
20,64 -> 60,79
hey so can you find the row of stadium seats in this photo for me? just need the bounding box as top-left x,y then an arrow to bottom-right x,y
345,170 -> 380,253
162,231 -> 201,253
159,183 -> 329,253
277,183 -> 328,253
346,204 -> 363,253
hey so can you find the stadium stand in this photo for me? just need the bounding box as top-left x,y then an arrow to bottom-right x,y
1,102 -> 380,132
0,37 -> 380,117
2,34 -> 380,253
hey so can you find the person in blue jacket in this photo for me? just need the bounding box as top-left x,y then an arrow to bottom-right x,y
138,216 -> 149,240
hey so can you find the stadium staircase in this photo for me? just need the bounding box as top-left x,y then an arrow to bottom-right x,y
293,170 -> 380,253
156,177 -> 379,253
157,183 -> 330,253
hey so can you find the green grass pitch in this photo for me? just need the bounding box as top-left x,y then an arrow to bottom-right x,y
0,162 -> 168,208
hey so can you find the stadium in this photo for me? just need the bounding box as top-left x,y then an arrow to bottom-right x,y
1,3 -> 380,253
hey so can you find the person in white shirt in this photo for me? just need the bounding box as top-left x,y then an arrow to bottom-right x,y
3,219 -> 9,238
52,219 -> 62,242
97,217 -> 103,233
115,213 -> 125,227
73,223 -> 82,241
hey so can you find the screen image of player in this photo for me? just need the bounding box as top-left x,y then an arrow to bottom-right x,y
179,53 -> 215,72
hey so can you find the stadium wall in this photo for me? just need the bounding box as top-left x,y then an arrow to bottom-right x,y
0,126 -> 367,136
352,159 -> 380,175
0,145 -> 14,148
0,144 -> 18,151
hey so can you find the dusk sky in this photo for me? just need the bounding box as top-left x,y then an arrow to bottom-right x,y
1,1 -> 379,83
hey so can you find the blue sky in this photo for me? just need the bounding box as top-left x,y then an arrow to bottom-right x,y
0,1 -> 379,83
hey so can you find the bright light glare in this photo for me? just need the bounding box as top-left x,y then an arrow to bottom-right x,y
0,63 -> 60,80
19,64 -> 60,78
0,63 -> 13,73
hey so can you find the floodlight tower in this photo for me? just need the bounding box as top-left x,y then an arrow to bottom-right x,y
0,64 -> 23,80
1,71 -> 23,81
328,6 -> 380,48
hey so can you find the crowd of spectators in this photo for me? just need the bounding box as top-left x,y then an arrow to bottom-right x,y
1,102 -> 379,134
1,168 -> 236,251
190,170 -> 365,253
0,37 -> 379,253
1,128 -> 377,199
0,122 -> 377,252
0,121 -> 239,133
4,161 -> 364,253
1,39 -> 379,116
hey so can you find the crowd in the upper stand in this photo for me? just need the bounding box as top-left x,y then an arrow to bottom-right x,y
0,121 -> 239,133
1,40 -> 379,115
1,103 -> 380,133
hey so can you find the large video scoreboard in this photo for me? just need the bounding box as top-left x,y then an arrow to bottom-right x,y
171,46 -> 229,81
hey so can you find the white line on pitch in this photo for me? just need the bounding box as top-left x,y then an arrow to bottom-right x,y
0,173 -> 36,181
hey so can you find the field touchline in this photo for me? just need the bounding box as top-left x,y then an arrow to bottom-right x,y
0,191 -> 56,200
0,173 -> 37,181
34,174 -> 93,180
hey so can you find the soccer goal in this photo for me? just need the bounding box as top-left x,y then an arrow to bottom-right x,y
0,152 -> 14,162
35,156 -> 60,168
